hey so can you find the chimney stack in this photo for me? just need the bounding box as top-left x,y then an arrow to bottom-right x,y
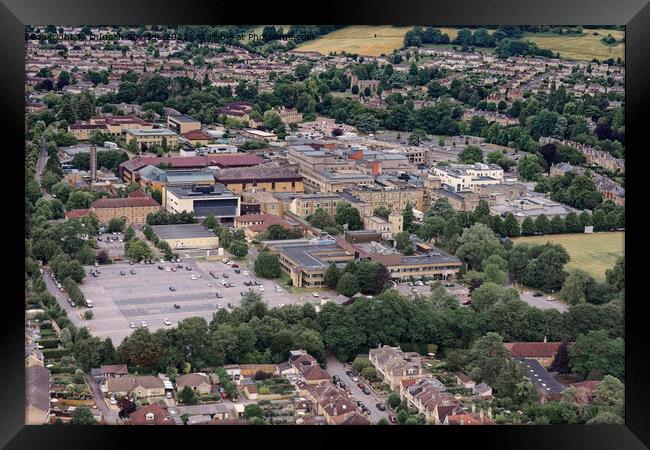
90,145 -> 97,181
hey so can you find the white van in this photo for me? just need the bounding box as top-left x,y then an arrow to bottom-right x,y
86,300 -> 93,308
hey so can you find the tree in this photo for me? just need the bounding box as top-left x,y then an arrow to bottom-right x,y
107,218 -> 126,233
125,238 -> 153,262
550,342 -> 570,374
559,270 -> 592,305
71,407 -> 95,425
387,392 -> 401,409
408,128 -> 430,146
402,202 -> 415,232
117,328 -> 162,367
458,146 -> 484,164
521,217 -> 535,236
178,385 -> 198,405
521,243 -> 569,291
324,263 -> 341,289
605,258 -> 624,291
335,202 -> 363,231
244,404 -> 264,419
467,332 -> 512,386
373,207 -> 390,221
66,191 -> 93,210
471,282 -> 512,311
455,223 -> 502,270
254,251 -> 282,278
550,215 -> 565,234
593,375 -> 625,418
592,209 -> 609,232
503,213 -> 520,237
124,226 -> 135,242
569,330 -> 624,380
534,214 -> 551,235
564,212 -> 582,233
337,272 -> 360,297
517,153 -> 544,181
73,335 -> 103,371
229,241 -> 248,259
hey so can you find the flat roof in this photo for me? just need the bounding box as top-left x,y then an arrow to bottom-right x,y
151,224 -> 217,240
166,184 -> 236,198
169,114 -> 199,123
128,127 -> 178,137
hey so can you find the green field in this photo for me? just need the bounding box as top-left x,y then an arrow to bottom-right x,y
512,232 -> 624,280
295,25 -> 413,57
521,28 -> 624,61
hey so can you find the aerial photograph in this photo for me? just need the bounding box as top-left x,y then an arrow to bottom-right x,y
24,25 -> 625,426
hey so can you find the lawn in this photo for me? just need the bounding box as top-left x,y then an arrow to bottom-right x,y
295,25 -> 413,57
512,232 -> 624,280
521,28 -> 624,61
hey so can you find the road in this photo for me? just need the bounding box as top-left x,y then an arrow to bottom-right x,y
42,267 -> 85,331
518,289 -> 569,312
85,374 -> 120,424
35,133 -> 48,185
326,355 -> 391,424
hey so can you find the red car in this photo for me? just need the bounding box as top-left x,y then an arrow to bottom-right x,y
357,383 -> 365,390
389,414 -> 397,424
231,263 -> 239,268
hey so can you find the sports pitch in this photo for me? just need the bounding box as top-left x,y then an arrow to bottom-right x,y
512,231 -> 624,280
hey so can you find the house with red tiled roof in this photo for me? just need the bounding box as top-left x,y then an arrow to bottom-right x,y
303,381 -> 357,425
89,190 -> 160,226
234,213 -> 301,239
181,130 -> 212,147
444,410 -> 495,425
504,338 -> 565,367
65,209 -> 90,219
128,404 -> 174,425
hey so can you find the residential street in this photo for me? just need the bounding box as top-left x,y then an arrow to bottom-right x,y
326,354 -> 391,424
42,267 -> 85,331
85,374 -> 120,424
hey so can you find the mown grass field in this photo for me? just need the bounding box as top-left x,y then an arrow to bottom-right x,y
295,25 -> 413,56
512,232 -> 624,280
521,28 -> 625,61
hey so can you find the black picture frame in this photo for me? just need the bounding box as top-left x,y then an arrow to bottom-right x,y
1,0 -> 648,448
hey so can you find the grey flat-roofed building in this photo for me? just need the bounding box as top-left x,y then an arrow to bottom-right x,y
165,184 -> 240,224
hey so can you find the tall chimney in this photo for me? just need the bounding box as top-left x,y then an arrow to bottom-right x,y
90,145 -> 97,181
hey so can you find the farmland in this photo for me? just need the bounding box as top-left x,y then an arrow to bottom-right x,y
295,25 -> 413,56
512,232 -> 624,280
521,28 -> 625,61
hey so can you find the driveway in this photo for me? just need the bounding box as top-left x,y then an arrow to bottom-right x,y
85,374 -> 120,424
326,355 -> 391,424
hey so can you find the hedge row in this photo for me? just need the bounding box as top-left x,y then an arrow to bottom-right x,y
43,348 -> 73,359
37,339 -> 61,349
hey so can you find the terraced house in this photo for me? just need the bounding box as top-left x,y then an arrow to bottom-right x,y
369,345 -> 426,391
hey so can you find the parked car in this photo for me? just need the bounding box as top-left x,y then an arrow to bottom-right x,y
376,403 -> 386,411
243,271 -> 249,276
234,269 -> 241,274
141,321 -> 147,327
173,304 -> 180,309
351,376 -> 359,382
312,292 -> 319,298
444,283 -> 455,288
357,383 -> 365,390
120,271 -> 126,276
231,263 -> 239,268
546,296 -> 556,302
363,387 -> 371,395
244,280 -> 251,286
163,319 -> 172,326
223,273 -> 229,278
389,415 -> 397,424
533,292 -> 543,297
227,303 -> 234,309
216,292 -> 223,298
169,286 -> 176,291
186,266 -> 192,271
129,322 -> 136,329
339,382 -> 347,389
258,286 -> 265,292
158,266 -> 164,270
130,269 -> 136,275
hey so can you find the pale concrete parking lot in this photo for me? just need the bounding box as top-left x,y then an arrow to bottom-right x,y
77,257 -> 309,345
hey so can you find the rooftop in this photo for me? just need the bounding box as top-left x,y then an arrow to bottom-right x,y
152,224 -> 217,240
